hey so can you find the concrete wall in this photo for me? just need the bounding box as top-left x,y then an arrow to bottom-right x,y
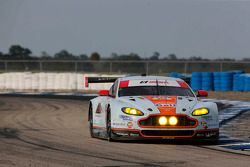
0,72 -> 122,92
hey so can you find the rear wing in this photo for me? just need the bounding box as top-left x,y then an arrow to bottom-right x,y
84,75 -> 190,88
85,76 -> 118,88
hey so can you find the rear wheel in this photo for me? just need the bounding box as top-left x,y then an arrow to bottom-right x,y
89,105 -> 95,138
106,107 -> 113,141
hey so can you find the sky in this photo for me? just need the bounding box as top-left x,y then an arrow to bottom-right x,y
0,0 -> 250,59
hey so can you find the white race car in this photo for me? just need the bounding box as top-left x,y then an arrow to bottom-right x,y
88,76 -> 219,142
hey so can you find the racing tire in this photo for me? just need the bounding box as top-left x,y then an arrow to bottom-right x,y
89,105 -> 95,138
106,107 -> 113,141
209,135 -> 219,145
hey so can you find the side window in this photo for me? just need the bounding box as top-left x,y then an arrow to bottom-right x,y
109,84 -> 115,97
109,80 -> 118,97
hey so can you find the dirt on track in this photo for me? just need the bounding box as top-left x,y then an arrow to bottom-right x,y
0,97 -> 250,167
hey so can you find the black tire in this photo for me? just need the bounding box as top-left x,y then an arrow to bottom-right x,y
89,105 -> 95,138
106,107 -> 113,141
209,136 -> 219,145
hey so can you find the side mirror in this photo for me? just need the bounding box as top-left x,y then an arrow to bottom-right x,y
99,90 -> 109,96
197,90 -> 208,97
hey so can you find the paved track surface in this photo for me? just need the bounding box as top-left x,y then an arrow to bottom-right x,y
0,97 -> 250,167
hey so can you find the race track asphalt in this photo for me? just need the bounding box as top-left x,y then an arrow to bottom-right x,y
0,97 -> 249,167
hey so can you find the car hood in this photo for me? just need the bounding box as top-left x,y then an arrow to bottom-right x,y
118,95 -> 198,116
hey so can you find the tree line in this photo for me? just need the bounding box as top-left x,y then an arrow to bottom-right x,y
0,45 -> 248,61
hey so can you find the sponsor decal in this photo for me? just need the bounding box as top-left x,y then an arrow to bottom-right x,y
145,96 -> 177,104
140,81 -> 149,84
155,104 -> 176,107
145,96 -> 177,114
127,80 -> 180,87
127,122 -> 133,129
112,122 -> 126,126
201,119 -> 208,129
119,115 -> 133,121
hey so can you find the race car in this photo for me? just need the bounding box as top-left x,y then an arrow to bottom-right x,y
88,75 -> 219,142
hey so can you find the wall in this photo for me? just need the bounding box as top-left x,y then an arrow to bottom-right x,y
0,72 -> 123,92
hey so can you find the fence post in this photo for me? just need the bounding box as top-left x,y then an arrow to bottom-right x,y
4,61 -> 8,72
146,62 -> 149,75
75,61 -> 78,72
220,62 -> 223,72
184,62 -> 188,73
109,62 -> 113,73
39,61 -> 43,72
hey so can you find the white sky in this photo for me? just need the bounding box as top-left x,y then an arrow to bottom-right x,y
0,0 -> 250,59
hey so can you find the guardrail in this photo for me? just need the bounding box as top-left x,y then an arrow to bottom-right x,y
0,60 -> 250,74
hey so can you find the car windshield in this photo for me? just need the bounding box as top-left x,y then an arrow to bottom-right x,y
118,86 -> 194,97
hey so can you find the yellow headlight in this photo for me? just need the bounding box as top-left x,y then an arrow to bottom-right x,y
159,116 -> 167,125
192,108 -> 209,116
169,116 -> 178,125
122,107 -> 144,116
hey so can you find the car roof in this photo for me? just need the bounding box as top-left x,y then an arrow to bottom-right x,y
119,75 -> 184,82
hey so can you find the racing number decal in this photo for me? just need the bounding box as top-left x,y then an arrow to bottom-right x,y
145,96 -> 177,115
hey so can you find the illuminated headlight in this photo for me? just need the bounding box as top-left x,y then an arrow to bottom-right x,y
192,108 -> 209,116
158,116 -> 167,125
122,107 -> 144,116
169,116 -> 178,125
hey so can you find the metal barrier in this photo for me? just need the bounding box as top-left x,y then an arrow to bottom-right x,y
0,60 -> 249,74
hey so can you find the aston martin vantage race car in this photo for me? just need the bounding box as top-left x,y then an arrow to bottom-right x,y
88,76 -> 219,141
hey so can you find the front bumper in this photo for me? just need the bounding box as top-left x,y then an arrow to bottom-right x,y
111,128 -> 219,140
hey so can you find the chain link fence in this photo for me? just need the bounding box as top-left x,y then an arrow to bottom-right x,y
0,60 -> 249,74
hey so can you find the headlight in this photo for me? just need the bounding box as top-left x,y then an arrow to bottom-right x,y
158,116 -> 167,125
122,107 -> 144,116
192,108 -> 209,116
169,116 -> 178,125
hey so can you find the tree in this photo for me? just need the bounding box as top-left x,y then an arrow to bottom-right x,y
41,51 -> 52,60
110,53 -> 141,60
9,45 -> 32,59
189,56 -> 203,61
167,53 -> 177,60
79,54 -> 88,60
242,58 -> 250,61
110,53 -> 118,60
149,52 -> 160,60
54,50 -> 75,59
90,52 -> 101,61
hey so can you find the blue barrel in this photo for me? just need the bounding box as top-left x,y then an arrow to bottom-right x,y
220,72 -> 233,91
191,72 -> 202,91
169,72 -> 181,78
244,75 -> 250,91
239,74 -> 246,91
229,70 -> 244,74
202,72 -> 213,91
233,73 -> 241,91
213,72 -> 221,91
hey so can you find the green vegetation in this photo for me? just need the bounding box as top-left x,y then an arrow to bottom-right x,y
0,45 -> 249,73
0,45 -> 244,61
